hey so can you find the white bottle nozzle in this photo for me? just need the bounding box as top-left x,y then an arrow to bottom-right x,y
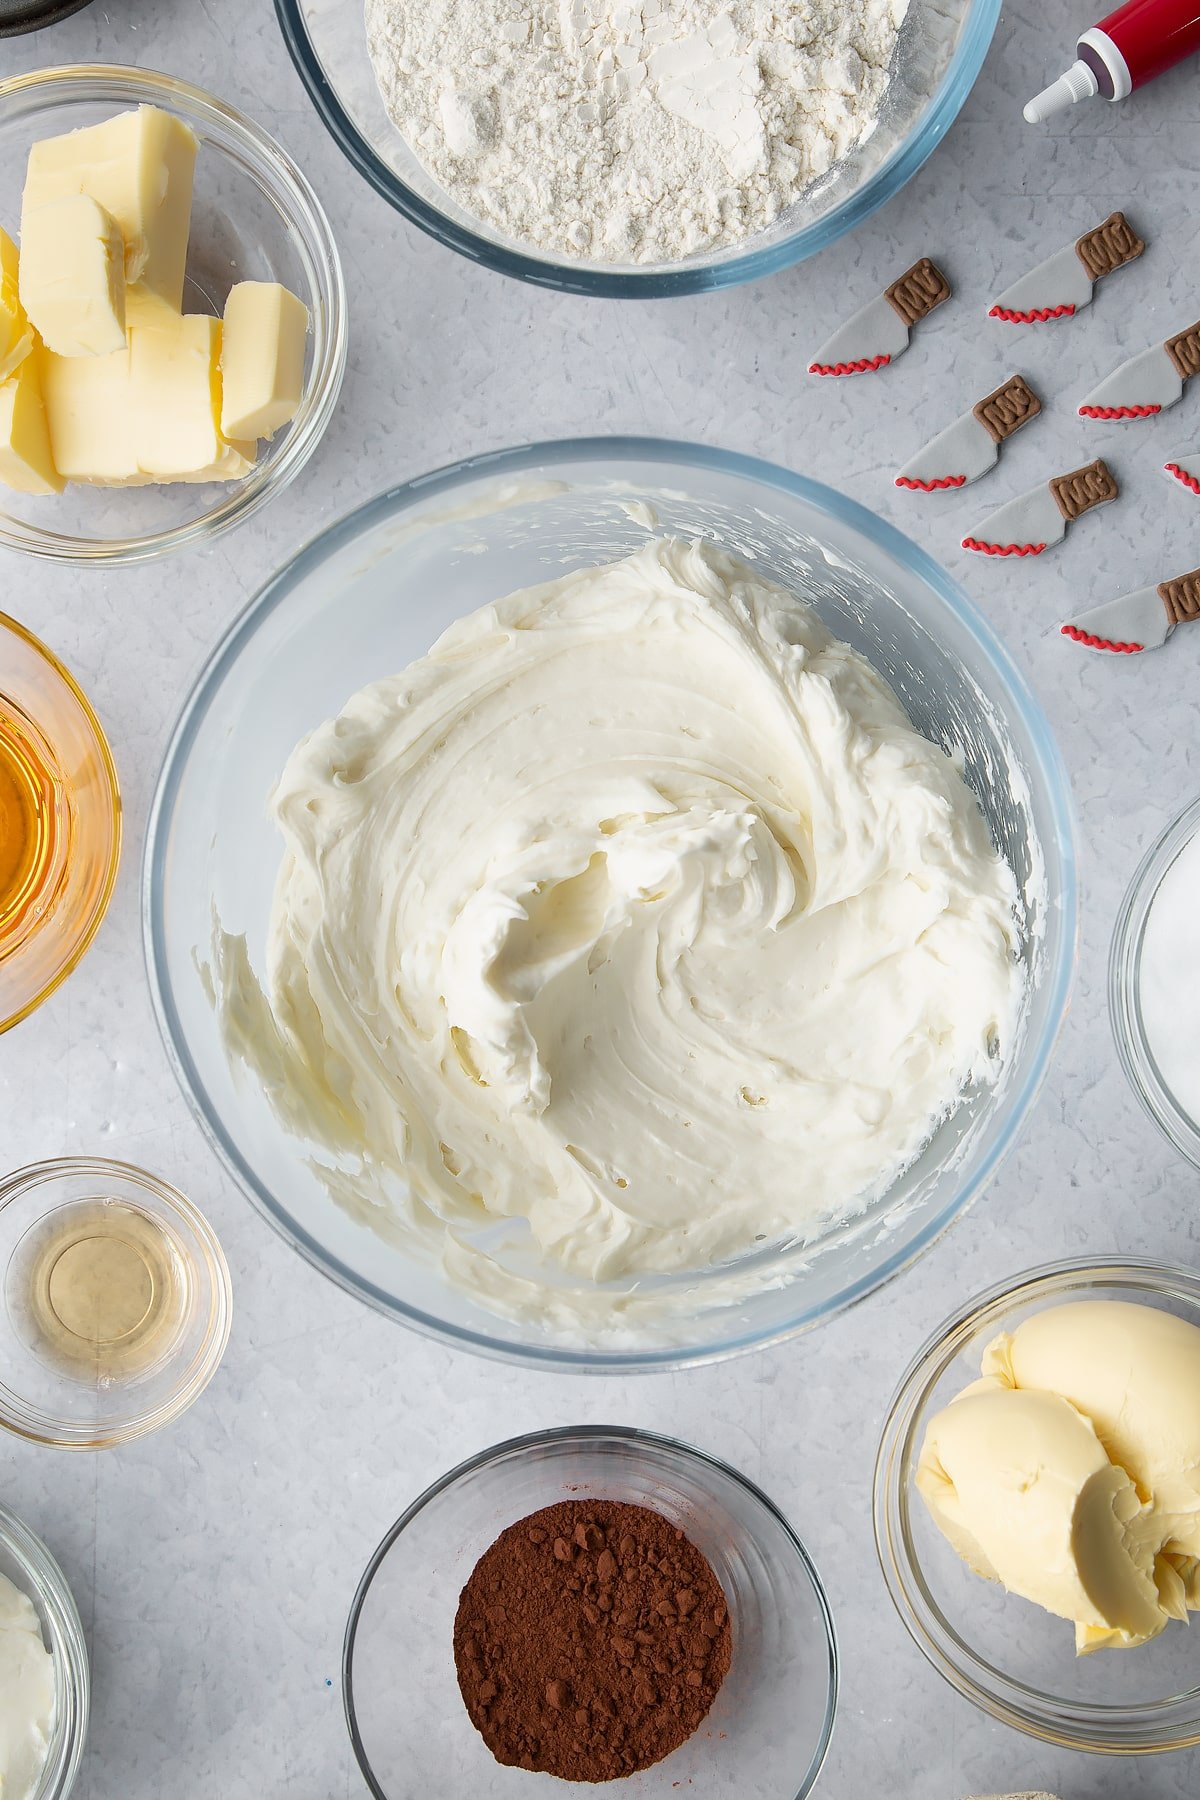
1024,59 -> 1099,124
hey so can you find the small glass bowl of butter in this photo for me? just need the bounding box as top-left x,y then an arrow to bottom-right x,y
874,1256 -> 1200,1754
0,64 -> 346,565
0,1156 -> 232,1448
0,1500 -> 89,1800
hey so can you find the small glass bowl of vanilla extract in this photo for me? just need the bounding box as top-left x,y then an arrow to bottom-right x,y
0,611 -> 120,1032
0,1157 -> 232,1448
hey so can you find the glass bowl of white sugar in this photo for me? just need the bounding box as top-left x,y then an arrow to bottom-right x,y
274,0 -> 1000,295
1111,796 -> 1200,1171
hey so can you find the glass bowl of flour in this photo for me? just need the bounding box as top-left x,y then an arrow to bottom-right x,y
144,439 -> 1075,1371
273,0 -> 1000,293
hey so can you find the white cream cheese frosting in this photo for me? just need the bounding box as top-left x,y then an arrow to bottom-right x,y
0,1569 -> 56,1800
208,537 -> 1021,1331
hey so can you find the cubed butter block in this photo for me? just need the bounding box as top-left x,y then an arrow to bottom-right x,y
0,355 -> 64,496
22,105 -> 198,320
19,195 -> 127,357
175,437 -> 258,483
128,313 -> 222,477
220,281 -> 308,440
0,227 -> 33,384
39,342 -> 139,484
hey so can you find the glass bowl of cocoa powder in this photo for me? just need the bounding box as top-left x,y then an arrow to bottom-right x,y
343,1424 -> 838,1795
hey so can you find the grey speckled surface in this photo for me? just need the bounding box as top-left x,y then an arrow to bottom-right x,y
3,1 -> 1200,1796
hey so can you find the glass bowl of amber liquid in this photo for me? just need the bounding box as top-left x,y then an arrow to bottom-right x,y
0,611 -> 120,1031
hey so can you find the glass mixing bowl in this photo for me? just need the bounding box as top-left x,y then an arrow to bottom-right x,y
144,438 -> 1076,1372
0,1500 -> 89,1799
344,1425 -> 837,1798
274,0 -> 1000,296
0,66 -> 347,565
874,1256 -> 1200,1753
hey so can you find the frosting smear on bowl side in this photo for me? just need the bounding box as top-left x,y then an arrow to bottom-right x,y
207,537 -> 1021,1331
0,1569 -> 56,1800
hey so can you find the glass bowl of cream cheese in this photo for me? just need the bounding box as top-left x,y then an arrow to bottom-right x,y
0,1501 -> 88,1800
144,438 -> 1076,1372
874,1255 -> 1200,1754
274,0 -> 999,296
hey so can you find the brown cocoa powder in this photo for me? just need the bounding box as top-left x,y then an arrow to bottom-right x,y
453,1498 -> 732,1782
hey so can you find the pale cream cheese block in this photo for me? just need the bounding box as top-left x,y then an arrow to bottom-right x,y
206,536 -> 1023,1337
18,194 -> 126,357
0,1568 -> 57,1800
0,353 -> 63,495
220,280 -> 308,440
22,104 -> 198,325
917,1385 -> 1165,1650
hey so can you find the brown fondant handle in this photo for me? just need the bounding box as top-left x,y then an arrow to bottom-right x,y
885,258 -> 952,327
1051,459 -> 1118,522
973,374 -> 1042,444
1159,569 -> 1200,626
1074,212 -> 1145,282
1165,322 -> 1200,384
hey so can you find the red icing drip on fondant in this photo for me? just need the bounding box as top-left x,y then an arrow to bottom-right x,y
1060,624 -> 1143,654
808,354 -> 891,376
1165,461 -> 1200,495
988,303 -> 1076,323
962,537 -> 1047,556
1079,404 -> 1162,419
895,473 -> 967,490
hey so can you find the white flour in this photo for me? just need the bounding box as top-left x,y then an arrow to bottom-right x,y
365,0 -> 911,263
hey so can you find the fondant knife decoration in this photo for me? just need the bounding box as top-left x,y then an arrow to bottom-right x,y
1079,320 -> 1200,419
809,257 -> 950,376
1061,565 -> 1200,655
988,212 -> 1144,323
896,374 -> 1042,491
1163,447 -> 1200,496
963,459 -> 1118,556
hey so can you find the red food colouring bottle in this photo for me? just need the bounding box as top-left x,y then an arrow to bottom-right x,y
1025,0 -> 1200,122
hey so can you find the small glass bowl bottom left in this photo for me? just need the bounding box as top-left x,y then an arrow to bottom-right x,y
0,1500 -> 89,1800
345,1425 -> 837,1798
0,1157 -> 232,1448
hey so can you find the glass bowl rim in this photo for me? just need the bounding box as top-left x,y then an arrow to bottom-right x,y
1109,793 -> 1200,1173
0,1497 -> 90,1800
0,609 -> 122,1034
272,0 -> 1001,298
142,433 -> 1078,1374
342,1421 -> 839,1800
872,1253 -> 1200,1754
0,62 -> 348,568
0,1154 -> 234,1449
